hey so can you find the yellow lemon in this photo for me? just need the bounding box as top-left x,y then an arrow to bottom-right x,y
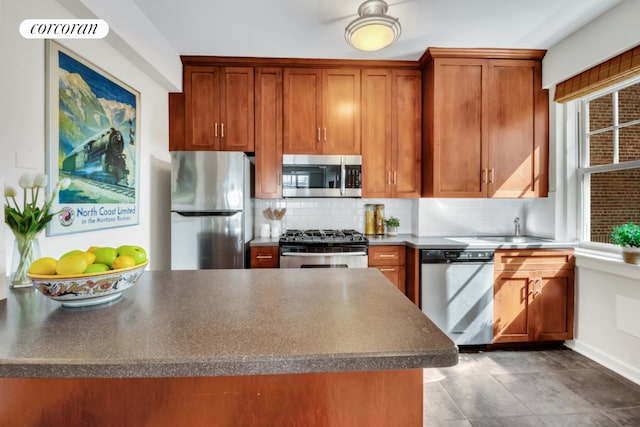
112,255 -> 136,270
29,257 -> 58,275
87,246 -> 99,253
55,253 -> 89,276
79,251 -> 96,265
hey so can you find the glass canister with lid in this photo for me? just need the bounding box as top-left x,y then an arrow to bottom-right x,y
375,204 -> 385,235
365,204 -> 375,235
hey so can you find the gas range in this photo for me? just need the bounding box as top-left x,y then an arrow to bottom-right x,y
279,229 -> 369,268
279,229 -> 368,245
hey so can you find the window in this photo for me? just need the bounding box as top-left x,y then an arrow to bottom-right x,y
578,77 -> 640,245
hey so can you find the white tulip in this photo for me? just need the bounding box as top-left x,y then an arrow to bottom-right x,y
4,186 -> 17,197
59,178 -> 71,190
34,174 -> 48,188
18,173 -> 35,189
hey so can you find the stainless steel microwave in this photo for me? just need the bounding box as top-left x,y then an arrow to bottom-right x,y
282,154 -> 362,198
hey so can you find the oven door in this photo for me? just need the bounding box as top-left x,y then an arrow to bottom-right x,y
280,252 -> 368,268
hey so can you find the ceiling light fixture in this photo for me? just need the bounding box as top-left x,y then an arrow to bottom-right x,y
345,0 -> 401,52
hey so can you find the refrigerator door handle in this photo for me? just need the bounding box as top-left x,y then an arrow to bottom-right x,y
173,211 -> 241,217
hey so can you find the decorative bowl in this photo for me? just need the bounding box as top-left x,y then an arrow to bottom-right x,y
28,261 -> 148,308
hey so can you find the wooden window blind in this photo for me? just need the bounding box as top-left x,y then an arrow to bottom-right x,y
554,45 -> 640,103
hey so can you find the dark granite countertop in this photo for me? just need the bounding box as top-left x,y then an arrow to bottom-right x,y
0,269 -> 457,378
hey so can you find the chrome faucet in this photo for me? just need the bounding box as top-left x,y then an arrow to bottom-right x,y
514,217 -> 521,237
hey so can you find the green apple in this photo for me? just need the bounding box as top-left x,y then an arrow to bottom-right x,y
92,247 -> 118,269
117,245 -> 147,265
83,263 -> 110,274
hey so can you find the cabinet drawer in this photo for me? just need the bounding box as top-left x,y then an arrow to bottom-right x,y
250,246 -> 279,268
494,249 -> 574,271
368,245 -> 406,266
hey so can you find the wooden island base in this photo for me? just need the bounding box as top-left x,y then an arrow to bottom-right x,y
0,369 -> 422,426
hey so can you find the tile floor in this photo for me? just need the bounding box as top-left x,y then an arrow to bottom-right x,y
423,346 -> 640,426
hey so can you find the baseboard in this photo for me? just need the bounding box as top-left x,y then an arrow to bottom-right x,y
565,339 -> 640,385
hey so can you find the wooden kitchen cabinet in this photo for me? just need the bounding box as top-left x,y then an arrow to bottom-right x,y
250,246 -> 279,268
368,245 -> 406,293
421,49 -> 548,198
493,249 -> 575,343
283,68 -> 361,155
183,65 -> 254,151
255,68 -> 283,199
362,69 -> 421,198
168,92 -> 185,151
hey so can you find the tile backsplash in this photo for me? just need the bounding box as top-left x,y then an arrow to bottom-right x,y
254,198 -> 415,234
254,195 -> 555,238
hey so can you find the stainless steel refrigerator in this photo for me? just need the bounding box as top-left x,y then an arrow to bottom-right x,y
170,151 -> 253,270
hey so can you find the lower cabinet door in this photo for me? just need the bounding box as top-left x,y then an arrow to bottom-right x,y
534,270 -> 574,341
377,266 -> 405,293
494,269 -> 574,343
493,271 -> 533,343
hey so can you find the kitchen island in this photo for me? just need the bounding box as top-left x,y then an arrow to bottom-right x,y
0,268 -> 456,426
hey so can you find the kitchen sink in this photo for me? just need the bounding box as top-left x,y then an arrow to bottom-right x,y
475,236 -> 551,243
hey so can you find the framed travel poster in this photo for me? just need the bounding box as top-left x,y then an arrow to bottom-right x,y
45,41 -> 140,236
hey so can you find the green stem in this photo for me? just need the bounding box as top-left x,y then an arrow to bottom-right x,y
11,236 -> 39,286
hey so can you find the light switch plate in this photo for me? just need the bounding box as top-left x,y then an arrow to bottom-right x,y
15,150 -> 40,170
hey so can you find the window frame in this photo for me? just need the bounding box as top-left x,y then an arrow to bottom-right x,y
577,74 -> 640,250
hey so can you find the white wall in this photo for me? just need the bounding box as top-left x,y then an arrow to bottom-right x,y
1,0 -> 172,272
545,0 -> 640,384
572,260 -> 640,384
543,0 -> 640,88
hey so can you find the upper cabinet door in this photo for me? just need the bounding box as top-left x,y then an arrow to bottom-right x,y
361,69 -> 421,198
322,69 -> 361,155
431,58 -> 488,198
283,69 -> 322,154
391,69 -> 421,198
488,59 -> 548,198
184,66 -> 221,150
361,69 -> 393,198
220,67 -> 255,152
255,68 -> 283,199
183,66 -> 254,152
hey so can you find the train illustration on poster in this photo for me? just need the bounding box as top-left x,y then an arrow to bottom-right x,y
45,41 -> 140,236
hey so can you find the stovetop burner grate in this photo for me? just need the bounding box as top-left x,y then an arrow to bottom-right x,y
280,229 -> 368,245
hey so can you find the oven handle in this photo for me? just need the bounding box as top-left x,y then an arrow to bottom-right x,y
280,252 -> 367,257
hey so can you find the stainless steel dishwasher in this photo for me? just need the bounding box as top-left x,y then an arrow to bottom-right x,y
421,249 -> 495,345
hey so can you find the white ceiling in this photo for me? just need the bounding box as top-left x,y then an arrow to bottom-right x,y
132,0 -> 622,60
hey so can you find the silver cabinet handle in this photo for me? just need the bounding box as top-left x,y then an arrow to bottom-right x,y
379,268 -> 396,272
387,171 -> 391,185
378,254 -> 397,259
317,127 -> 320,142
221,123 -> 224,138
393,171 -> 397,185
256,255 -> 273,259
490,168 -> 495,184
323,127 -> 327,142
214,122 -> 218,137
482,169 -> 488,183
